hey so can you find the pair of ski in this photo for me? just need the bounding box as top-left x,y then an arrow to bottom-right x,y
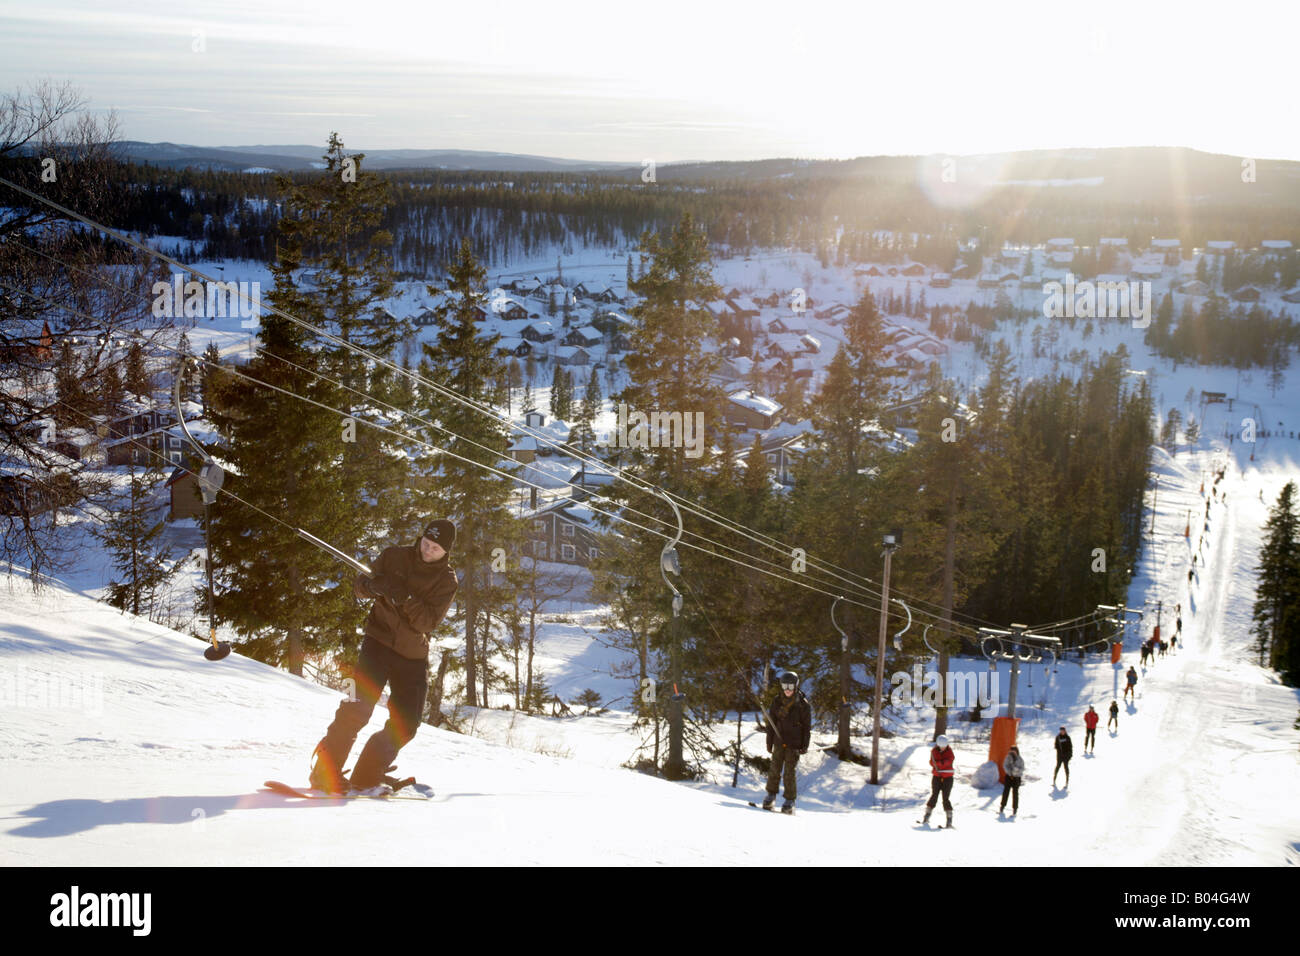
915,818 -> 953,829
263,776 -> 434,801
747,801 -> 794,815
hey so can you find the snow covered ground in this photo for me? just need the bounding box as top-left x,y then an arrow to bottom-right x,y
5,242 -> 1298,867
2,418 -> 1296,866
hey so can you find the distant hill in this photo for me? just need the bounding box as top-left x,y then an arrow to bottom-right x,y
110,142 -> 635,173
102,143 -> 1300,206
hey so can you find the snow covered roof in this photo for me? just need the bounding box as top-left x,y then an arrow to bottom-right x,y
728,389 -> 782,416
1150,238 -> 1181,248
569,326 -> 603,344
1261,240 -> 1293,250
1130,262 -> 1162,277
1206,240 -> 1236,250
1099,237 -> 1128,246
1046,238 -> 1075,248
1048,252 -> 1075,264
489,294 -> 529,313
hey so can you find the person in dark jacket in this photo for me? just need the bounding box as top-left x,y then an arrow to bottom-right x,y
309,519 -> 460,792
762,671 -> 811,813
999,745 -> 1024,816
1123,666 -> 1138,699
1052,726 -> 1073,787
922,735 -> 956,827
1107,699 -> 1119,731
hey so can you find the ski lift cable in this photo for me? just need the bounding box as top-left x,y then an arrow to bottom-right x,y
0,199 -> 1009,634
5,247 -> 999,634
0,212 -> 902,618
17,283 -> 900,617
245,343 -> 898,609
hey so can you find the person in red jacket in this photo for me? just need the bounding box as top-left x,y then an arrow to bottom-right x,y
309,519 -> 460,792
921,735 -> 956,828
1083,705 -> 1099,753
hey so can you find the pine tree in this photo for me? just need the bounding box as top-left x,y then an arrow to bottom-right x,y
1253,482 -> 1300,683
93,459 -> 175,619
598,214 -> 725,774
200,342 -> 221,411
205,134 -> 405,677
416,238 -> 523,707
570,370 -> 600,458
550,364 -> 565,420
124,341 -> 151,401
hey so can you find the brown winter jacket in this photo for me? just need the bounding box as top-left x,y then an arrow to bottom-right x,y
354,541 -> 459,660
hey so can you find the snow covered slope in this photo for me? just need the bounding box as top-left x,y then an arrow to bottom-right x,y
3,424 -> 1297,867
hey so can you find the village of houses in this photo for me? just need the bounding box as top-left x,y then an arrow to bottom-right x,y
4,231 -> 1296,584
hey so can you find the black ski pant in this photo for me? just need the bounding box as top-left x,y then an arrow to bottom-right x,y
1054,756 -> 1070,784
766,742 -> 800,801
926,775 -> 953,812
1108,714 -> 1118,730
999,775 -> 1020,812
1084,728 -> 1096,750
319,635 -> 429,787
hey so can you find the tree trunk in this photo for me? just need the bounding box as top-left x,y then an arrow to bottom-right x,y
427,650 -> 451,727
287,560 -> 305,677
525,605 -> 537,711
464,578 -> 477,707
732,707 -> 742,787
934,482 -> 957,739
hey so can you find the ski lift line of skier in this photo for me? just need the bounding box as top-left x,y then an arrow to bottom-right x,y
0,188 -> 1011,637
14,282 -> 911,624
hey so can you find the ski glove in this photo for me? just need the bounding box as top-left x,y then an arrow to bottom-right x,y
368,573 -> 411,603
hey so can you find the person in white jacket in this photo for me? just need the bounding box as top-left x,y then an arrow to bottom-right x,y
999,745 -> 1025,816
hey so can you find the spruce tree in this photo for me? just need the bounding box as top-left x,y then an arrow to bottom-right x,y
416,238 -> 522,707
124,341 -> 151,401
1253,482 -> 1300,682
93,459 -> 175,619
205,134 -> 405,677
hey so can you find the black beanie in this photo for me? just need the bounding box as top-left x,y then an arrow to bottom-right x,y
422,519 -> 456,550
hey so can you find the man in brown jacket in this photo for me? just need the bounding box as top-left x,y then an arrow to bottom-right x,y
309,519 -> 460,792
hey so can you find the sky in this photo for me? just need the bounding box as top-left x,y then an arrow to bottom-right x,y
3,0 -> 1298,162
